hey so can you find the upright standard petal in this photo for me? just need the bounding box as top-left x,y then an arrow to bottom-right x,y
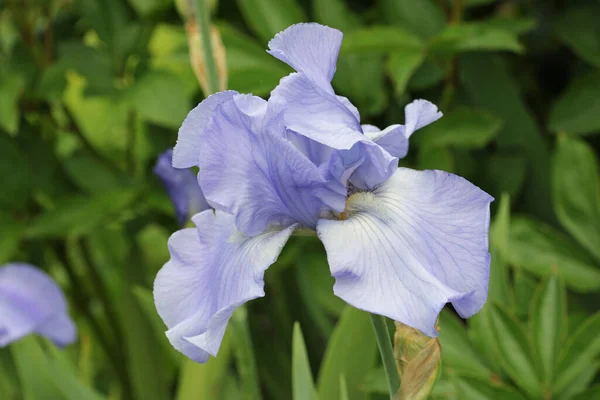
154,211 -> 296,362
0,263 -> 76,347
268,23 -> 343,93
154,149 -> 210,226
362,99 -> 443,159
173,91 -> 238,168
317,168 -> 492,336
199,94 -> 341,235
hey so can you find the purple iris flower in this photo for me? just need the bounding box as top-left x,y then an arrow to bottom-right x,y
0,263 -> 76,347
154,23 -> 492,363
154,149 -> 210,226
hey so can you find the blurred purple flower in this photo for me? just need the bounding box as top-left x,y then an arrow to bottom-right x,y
154,149 -> 210,226
154,23 -> 493,363
0,263 -> 76,347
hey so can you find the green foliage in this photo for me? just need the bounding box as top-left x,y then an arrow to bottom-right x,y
1,0 -> 600,399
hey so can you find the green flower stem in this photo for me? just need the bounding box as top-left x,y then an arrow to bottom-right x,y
230,307 -> 263,400
370,314 -> 400,399
194,0 -> 219,95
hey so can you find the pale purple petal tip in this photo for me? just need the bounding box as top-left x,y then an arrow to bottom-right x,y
0,263 -> 77,347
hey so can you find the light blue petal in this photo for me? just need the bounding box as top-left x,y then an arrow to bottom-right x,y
153,211 -> 296,362
268,23 -> 343,93
199,94 -> 340,235
173,91 -> 238,168
317,168 -> 492,336
362,99 -> 442,159
0,263 -> 76,347
154,149 -> 210,226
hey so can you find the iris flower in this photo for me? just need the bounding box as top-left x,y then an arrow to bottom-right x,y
154,23 -> 492,363
0,263 -> 77,347
155,149 -> 210,226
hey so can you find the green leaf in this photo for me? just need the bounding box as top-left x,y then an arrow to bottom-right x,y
468,309 -> 502,375
126,70 -> 190,129
553,135 -> 600,261
484,152 -> 527,199
218,23 -> 291,96
529,274 -> 567,386
341,26 -> 423,54
312,0 -> 360,32
549,72 -> 600,135
292,323 -> 319,400
339,375 -> 349,400
176,331 -> 234,400
453,377 -> 529,400
438,310 -> 491,380
504,217 -> 600,293
25,189 -> 139,239
482,17 -> 537,35
465,0 -> 497,6
11,337 -> 105,400
230,307 -> 262,400
417,146 -> 454,172
489,305 -> 542,398
554,312 -> 600,394
512,268 -> 537,319
554,5 -> 600,67
0,212 -> 23,264
60,150 -> 127,194
333,55 -> 387,117
387,49 -> 425,96
128,0 -> 171,18
573,385 -> 600,400
236,0 -> 306,44
377,0 -> 445,39
0,135 -> 33,210
317,307 -> 377,400
0,68 -> 24,135
415,108 -> 502,149
557,362 -> 599,400
429,23 -> 524,55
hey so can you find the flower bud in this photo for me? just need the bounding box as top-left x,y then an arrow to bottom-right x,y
393,321 -> 442,400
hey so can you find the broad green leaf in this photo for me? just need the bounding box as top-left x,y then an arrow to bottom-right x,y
387,49 -> 425,96
218,23 -> 291,96
60,150 -> 128,194
317,306 -> 377,400
125,71 -> 190,129
529,274 -> 567,386
549,73 -> 600,135
236,0 -> 306,44
505,217 -> 600,292
512,268 -> 537,319
487,195 -> 513,310
292,323 -> 319,400
0,135 -> 33,210
484,152 -> 526,199
490,193 -> 511,255
573,384 -> 600,400
230,307 -> 262,400
554,5 -> 600,67
25,189 -> 139,239
339,375 -> 349,400
377,0 -> 445,39
466,0 -> 496,6
417,146 -> 454,172
63,73 -> 130,167
438,310 -> 491,380
128,0 -> 171,18
341,26 -> 423,54
489,305 -> 542,398
553,135 -> 600,260
468,309 -> 502,375
408,60 -> 448,90
11,337 -> 104,400
460,54 -> 553,220
0,68 -> 24,135
132,286 -> 181,369
429,23 -> 524,55
454,377 -> 528,400
557,361 -> 598,400
360,368 -> 387,394
0,212 -> 23,264
415,108 -> 502,149
554,312 -> 600,394
482,17 -> 537,35
176,330 -> 234,400
333,55 -> 387,117
312,0 -> 360,32
136,224 -> 171,278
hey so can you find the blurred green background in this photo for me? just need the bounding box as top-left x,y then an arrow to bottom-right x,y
1,0 -> 599,399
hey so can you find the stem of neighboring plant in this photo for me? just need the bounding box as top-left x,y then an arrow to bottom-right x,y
370,314 -> 400,399
194,0 -> 219,95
